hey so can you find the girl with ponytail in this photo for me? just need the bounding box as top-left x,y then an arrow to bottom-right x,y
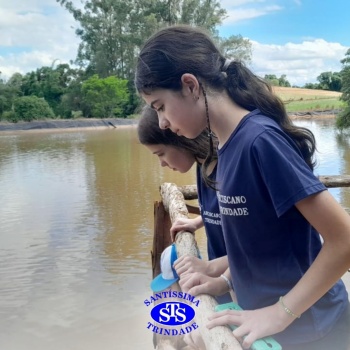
136,25 -> 350,349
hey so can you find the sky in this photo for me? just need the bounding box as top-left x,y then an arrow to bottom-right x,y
0,0 -> 349,87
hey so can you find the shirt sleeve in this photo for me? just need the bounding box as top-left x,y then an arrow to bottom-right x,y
252,129 -> 326,217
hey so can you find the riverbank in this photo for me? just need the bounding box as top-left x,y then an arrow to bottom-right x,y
289,109 -> 342,120
0,117 -> 137,132
0,110 -> 342,132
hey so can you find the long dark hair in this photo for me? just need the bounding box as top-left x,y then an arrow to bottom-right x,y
138,105 -> 216,162
135,25 -> 316,185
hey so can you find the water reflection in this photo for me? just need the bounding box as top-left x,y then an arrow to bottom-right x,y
295,119 -> 343,200
335,130 -> 350,210
0,119 -> 349,349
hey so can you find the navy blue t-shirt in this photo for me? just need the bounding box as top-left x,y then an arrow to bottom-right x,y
217,110 -> 348,345
196,164 -> 226,260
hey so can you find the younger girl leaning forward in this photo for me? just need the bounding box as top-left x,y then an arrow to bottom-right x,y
138,106 -> 232,349
135,25 -> 350,349
138,106 -> 230,281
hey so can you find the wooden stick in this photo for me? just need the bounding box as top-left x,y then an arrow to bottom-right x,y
177,175 -> 350,201
160,183 -> 242,350
177,184 -> 197,200
319,175 -> 350,188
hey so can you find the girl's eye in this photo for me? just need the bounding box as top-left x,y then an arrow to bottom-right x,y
156,105 -> 164,112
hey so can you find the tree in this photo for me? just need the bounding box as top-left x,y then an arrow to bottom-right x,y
264,74 -> 291,87
329,72 -> 342,92
217,34 -> 252,63
304,82 -> 321,90
21,63 -> 83,116
58,69 -> 86,118
317,71 -> 342,92
278,74 -> 291,88
81,75 -> 129,118
340,49 -> 350,104
177,0 -> 226,31
13,96 -> 55,122
56,1 -> 254,114
335,49 -> 350,130
7,73 -> 23,91
56,0 -> 228,79
264,74 -> 279,86
0,73 -> 23,117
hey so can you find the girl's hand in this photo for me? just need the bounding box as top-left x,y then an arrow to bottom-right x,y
174,255 -> 210,276
170,217 -> 202,241
207,302 -> 294,349
179,272 -> 229,297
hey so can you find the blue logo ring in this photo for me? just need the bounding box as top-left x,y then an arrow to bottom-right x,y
151,302 -> 195,326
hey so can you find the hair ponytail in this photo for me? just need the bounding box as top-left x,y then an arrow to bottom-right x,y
224,61 -> 316,169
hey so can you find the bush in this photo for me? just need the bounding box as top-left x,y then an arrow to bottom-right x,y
72,110 -> 83,119
2,110 -> 18,123
14,96 -> 55,122
81,75 -> 129,118
336,106 -> 350,130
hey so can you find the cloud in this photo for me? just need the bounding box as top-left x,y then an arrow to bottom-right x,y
0,0 -> 79,78
223,5 -> 282,24
217,0 -> 348,85
219,0 -> 283,24
250,39 -> 348,86
0,51 -> 66,78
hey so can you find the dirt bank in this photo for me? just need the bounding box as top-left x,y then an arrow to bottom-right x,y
0,118 -> 137,132
0,110 -> 342,132
289,109 -> 342,120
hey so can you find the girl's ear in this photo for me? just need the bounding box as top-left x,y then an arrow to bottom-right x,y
181,73 -> 200,97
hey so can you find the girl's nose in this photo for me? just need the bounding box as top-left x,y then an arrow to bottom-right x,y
159,117 -> 169,130
160,160 -> 168,168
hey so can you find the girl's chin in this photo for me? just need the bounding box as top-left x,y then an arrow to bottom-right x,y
182,133 -> 199,140
188,130 -> 206,139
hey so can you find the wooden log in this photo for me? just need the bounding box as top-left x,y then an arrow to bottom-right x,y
160,182 -> 242,350
178,176 -> 350,200
154,327 -> 190,350
178,185 -> 198,200
156,339 -> 177,350
155,338 -> 180,350
186,204 -> 200,215
153,201 -> 173,278
178,175 -> 350,200
319,175 -> 350,188
153,201 -> 181,350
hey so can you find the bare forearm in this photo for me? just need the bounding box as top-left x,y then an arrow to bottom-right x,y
207,256 -> 229,277
282,240 -> 350,318
193,215 -> 204,230
286,192 -> 350,317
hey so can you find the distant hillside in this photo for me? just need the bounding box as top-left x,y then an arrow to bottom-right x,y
274,86 -> 341,99
273,86 -> 344,114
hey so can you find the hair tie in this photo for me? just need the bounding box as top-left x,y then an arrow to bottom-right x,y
222,59 -> 232,72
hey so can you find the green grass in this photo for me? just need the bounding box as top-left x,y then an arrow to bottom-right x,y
284,98 -> 346,113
